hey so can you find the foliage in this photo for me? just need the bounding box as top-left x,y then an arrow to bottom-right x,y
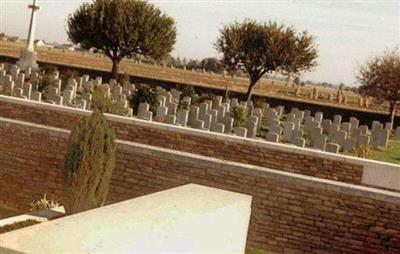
181,85 -> 196,99
253,98 -> 266,109
233,105 -> 249,127
345,145 -> 373,159
0,219 -> 41,234
63,110 -> 116,215
186,59 -> 202,70
293,77 -> 300,86
67,0 -> 177,78
178,100 -> 190,110
200,57 -> 223,73
357,49 -> 400,124
91,84 -> 131,116
29,194 -> 60,211
119,72 -> 131,87
37,74 -> 55,100
130,85 -> 159,114
215,19 -> 318,101
196,93 -> 216,105
40,64 -> 58,75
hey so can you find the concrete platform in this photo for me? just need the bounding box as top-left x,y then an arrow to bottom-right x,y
0,206 -> 65,227
0,184 -> 252,254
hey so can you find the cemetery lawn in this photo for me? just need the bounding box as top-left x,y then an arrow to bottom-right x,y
371,140 -> 400,165
0,202 -> 20,219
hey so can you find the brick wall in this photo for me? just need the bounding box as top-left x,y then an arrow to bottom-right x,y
0,97 -> 364,185
0,117 -> 399,253
0,119 -> 68,207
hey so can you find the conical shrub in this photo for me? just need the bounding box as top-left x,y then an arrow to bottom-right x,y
63,110 -> 116,215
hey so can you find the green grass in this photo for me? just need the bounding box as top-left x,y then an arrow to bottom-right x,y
371,140 -> 400,165
0,219 -> 41,234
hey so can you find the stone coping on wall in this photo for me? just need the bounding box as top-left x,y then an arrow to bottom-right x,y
117,139 -> 400,204
0,95 -> 399,191
1,114 -> 399,204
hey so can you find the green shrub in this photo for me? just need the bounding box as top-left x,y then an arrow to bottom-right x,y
29,194 -> 59,211
0,219 -> 41,234
233,105 -> 249,127
130,85 -> 159,114
63,110 -> 116,215
181,85 -> 196,99
345,145 -> 373,159
91,84 -> 131,116
178,100 -> 190,110
118,72 -> 130,86
37,74 -> 55,100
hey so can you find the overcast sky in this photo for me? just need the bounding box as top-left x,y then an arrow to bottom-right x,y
1,0 -> 399,86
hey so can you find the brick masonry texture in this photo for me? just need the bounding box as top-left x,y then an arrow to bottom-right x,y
0,117 -> 399,253
0,99 -> 364,185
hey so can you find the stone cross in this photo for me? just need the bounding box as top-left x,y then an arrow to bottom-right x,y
17,0 -> 40,70
27,0 -> 40,51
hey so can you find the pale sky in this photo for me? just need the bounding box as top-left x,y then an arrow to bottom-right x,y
0,0 -> 399,86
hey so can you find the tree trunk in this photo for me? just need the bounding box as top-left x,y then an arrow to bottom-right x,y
389,102 -> 397,125
246,79 -> 257,103
111,59 -> 121,79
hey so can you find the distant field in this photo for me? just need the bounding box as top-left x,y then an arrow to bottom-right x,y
0,41 -> 390,115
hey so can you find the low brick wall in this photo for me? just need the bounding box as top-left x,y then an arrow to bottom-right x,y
0,119 -> 68,207
0,96 -> 364,185
0,117 -> 399,253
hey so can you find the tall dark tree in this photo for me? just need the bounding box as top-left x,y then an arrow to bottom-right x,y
67,0 -> 177,78
186,59 -> 201,70
358,49 -> 400,124
63,110 -> 116,215
201,57 -> 223,73
215,19 -> 318,101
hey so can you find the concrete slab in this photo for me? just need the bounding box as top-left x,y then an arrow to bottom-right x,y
0,184 -> 252,254
0,207 -> 65,227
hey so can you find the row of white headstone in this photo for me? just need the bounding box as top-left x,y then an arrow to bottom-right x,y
0,63 -> 135,115
126,85 -> 399,154
0,63 -> 399,154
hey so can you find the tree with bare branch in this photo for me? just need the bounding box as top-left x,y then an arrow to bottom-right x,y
358,49 -> 400,125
